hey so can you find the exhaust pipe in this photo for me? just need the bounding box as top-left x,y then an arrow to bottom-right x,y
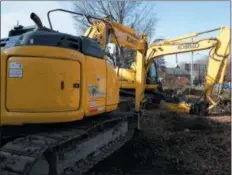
30,12 -> 43,28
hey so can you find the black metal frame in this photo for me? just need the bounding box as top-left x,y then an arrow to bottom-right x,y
47,9 -> 108,30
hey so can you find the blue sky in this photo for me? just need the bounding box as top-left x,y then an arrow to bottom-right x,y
1,1 -> 230,67
154,1 -> 230,39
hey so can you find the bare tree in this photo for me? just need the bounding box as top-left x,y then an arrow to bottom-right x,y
73,1 -> 156,39
72,1 -> 157,67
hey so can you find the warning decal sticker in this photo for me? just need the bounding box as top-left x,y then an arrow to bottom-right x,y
9,62 -> 23,78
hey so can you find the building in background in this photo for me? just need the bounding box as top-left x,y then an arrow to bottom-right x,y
163,67 -> 190,88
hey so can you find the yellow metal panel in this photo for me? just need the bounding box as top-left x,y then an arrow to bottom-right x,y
1,46 -> 85,125
1,111 -> 85,125
135,50 -> 146,111
120,82 -> 135,89
160,101 -> 191,113
116,68 -> 135,82
85,56 -> 107,116
115,68 -> 158,90
119,82 -> 158,90
145,84 -> 159,90
106,64 -> 120,106
6,57 -> 81,112
106,104 -> 118,112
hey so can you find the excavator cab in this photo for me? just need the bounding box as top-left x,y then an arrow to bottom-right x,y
146,61 -> 163,92
146,61 -> 158,84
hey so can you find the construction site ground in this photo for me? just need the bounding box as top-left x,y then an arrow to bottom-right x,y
87,108 -> 231,175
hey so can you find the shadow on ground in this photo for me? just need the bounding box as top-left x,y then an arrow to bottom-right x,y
87,109 -> 231,175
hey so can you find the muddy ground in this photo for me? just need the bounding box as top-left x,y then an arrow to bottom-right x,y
87,109 -> 231,175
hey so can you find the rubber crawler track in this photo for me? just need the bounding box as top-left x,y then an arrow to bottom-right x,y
0,111 -> 137,175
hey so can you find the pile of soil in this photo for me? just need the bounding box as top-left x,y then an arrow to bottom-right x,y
87,109 -> 231,175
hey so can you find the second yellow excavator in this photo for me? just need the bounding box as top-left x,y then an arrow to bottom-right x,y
116,26 -> 231,115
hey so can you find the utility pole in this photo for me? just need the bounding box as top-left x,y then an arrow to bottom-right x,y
191,38 -> 194,88
175,54 -> 179,67
198,64 -> 201,86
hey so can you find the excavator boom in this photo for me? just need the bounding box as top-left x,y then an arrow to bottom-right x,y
147,26 -> 230,113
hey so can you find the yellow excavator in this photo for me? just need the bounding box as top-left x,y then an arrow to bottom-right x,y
116,26 -> 231,115
0,9 -> 148,175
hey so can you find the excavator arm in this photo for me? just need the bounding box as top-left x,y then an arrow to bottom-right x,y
144,26 -> 230,114
83,16 -> 147,51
